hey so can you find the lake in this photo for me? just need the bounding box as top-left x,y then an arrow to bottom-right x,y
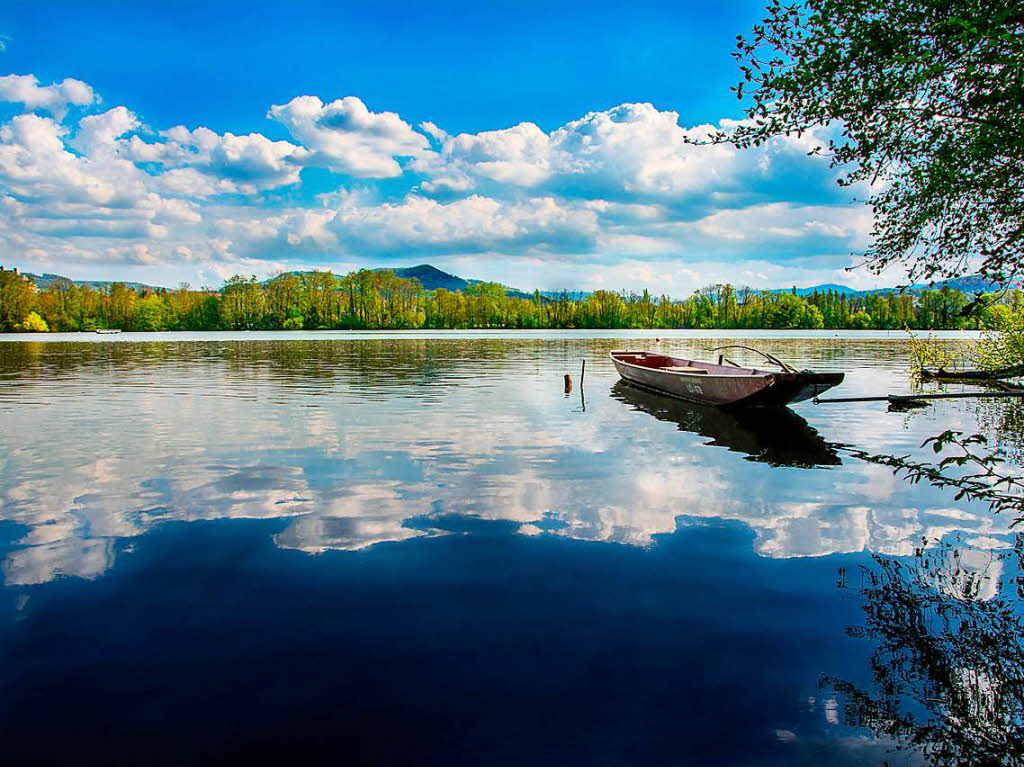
0,331 -> 1019,765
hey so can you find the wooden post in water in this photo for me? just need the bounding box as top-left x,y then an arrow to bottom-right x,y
580,359 -> 586,388
564,373 -> 573,393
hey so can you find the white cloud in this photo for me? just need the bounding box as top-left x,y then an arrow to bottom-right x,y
213,206 -> 338,257
125,125 -> 308,193
0,114 -> 140,206
443,121 -> 554,186
0,72 -> 877,289
0,74 -> 95,120
72,106 -> 140,154
552,103 -> 726,196
328,192 -> 599,255
684,202 -> 872,250
417,103 -> 844,204
269,95 -> 429,178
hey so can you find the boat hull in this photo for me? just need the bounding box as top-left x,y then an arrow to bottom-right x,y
610,351 -> 843,408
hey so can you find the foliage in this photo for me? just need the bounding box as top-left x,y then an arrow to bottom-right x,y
713,0 -> 1024,284
19,311 -> 48,332
907,295 -> 1024,373
848,310 -> 871,329
0,270 -> 36,330
975,304 -> 1024,371
906,326 -> 967,374
0,264 -> 1012,332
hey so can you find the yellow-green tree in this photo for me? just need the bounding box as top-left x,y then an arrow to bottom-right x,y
20,311 -> 48,332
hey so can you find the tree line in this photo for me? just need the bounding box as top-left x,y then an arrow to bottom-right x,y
0,265 -> 1013,332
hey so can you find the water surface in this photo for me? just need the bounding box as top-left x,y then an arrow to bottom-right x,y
0,332 -> 1017,765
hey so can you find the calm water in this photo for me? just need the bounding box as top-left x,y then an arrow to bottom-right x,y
0,331 -> 1019,765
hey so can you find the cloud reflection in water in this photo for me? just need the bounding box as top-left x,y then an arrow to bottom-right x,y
0,336 -> 1015,586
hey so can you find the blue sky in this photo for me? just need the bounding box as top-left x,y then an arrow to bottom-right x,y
0,0 -> 883,292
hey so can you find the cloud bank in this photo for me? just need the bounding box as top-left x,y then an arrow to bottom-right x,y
0,73 -> 874,291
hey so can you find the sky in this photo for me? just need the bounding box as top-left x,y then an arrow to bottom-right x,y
0,0 -> 886,293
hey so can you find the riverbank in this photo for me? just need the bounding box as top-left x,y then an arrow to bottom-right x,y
0,328 -> 985,343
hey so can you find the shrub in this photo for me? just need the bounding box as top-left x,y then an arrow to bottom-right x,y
20,312 -> 49,332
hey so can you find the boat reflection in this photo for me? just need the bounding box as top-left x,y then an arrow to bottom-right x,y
611,380 -> 841,468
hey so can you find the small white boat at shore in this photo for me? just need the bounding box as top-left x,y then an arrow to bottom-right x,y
95,329 -> 122,334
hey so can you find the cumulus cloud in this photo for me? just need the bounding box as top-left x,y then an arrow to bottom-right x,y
0,113 -> 143,206
120,125 -> 309,193
0,74 -> 95,120
328,193 -> 599,256
418,102 -> 846,208
683,202 -> 872,249
269,95 -> 429,178
72,106 -> 140,154
213,206 -> 338,258
0,71 -> 875,289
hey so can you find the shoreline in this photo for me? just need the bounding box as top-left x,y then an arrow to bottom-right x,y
0,328 -> 985,343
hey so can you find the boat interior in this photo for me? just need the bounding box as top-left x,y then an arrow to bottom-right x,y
610,351 -> 768,376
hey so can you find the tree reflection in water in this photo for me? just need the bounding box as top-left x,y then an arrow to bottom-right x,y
826,537 -> 1024,766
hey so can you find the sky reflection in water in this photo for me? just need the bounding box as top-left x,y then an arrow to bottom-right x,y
0,334 -> 1018,765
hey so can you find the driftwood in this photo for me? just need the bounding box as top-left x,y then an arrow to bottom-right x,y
920,364 -> 1024,381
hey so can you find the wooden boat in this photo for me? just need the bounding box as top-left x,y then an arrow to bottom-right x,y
609,346 -> 843,408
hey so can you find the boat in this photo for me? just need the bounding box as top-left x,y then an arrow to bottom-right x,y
95,329 -> 122,334
611,381 -> 840,467
609,346 -> 843,408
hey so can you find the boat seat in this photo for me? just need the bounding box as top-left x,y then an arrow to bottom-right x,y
663,366 -> 707,374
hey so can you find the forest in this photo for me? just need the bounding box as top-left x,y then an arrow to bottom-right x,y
0,265 -> 1012,333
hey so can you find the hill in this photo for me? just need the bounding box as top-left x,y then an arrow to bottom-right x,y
385,264 -> 472,292
266,264 -> 474,292
773,275 -> 1005,297
24,272 -> 163,293
11,264 -> 1011,301
770,283 -> 866,297
907,275 -> 1004,294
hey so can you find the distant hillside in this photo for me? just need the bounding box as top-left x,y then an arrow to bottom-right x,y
24,272 -> 162,293
772,275 -> 1006,297
266,264 -> 474,292
12,264 -> 1012,301
907,275 -> 1005,294
384,264 -> 472,292
790,283 -> 865,297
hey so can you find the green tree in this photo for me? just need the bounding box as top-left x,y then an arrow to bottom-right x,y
130,294 -> 169,331
0,269 -> 37,331
849,310 -> 873,329
714,0 -> 1024,284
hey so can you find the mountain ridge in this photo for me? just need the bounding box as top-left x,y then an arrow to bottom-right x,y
10,264 -> 1008,298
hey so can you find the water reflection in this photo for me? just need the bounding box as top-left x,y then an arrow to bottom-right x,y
826,537 -> 1024,766
2,334 -> 1022,765
611,381 -> 841,467
0,336 -> 1014,586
